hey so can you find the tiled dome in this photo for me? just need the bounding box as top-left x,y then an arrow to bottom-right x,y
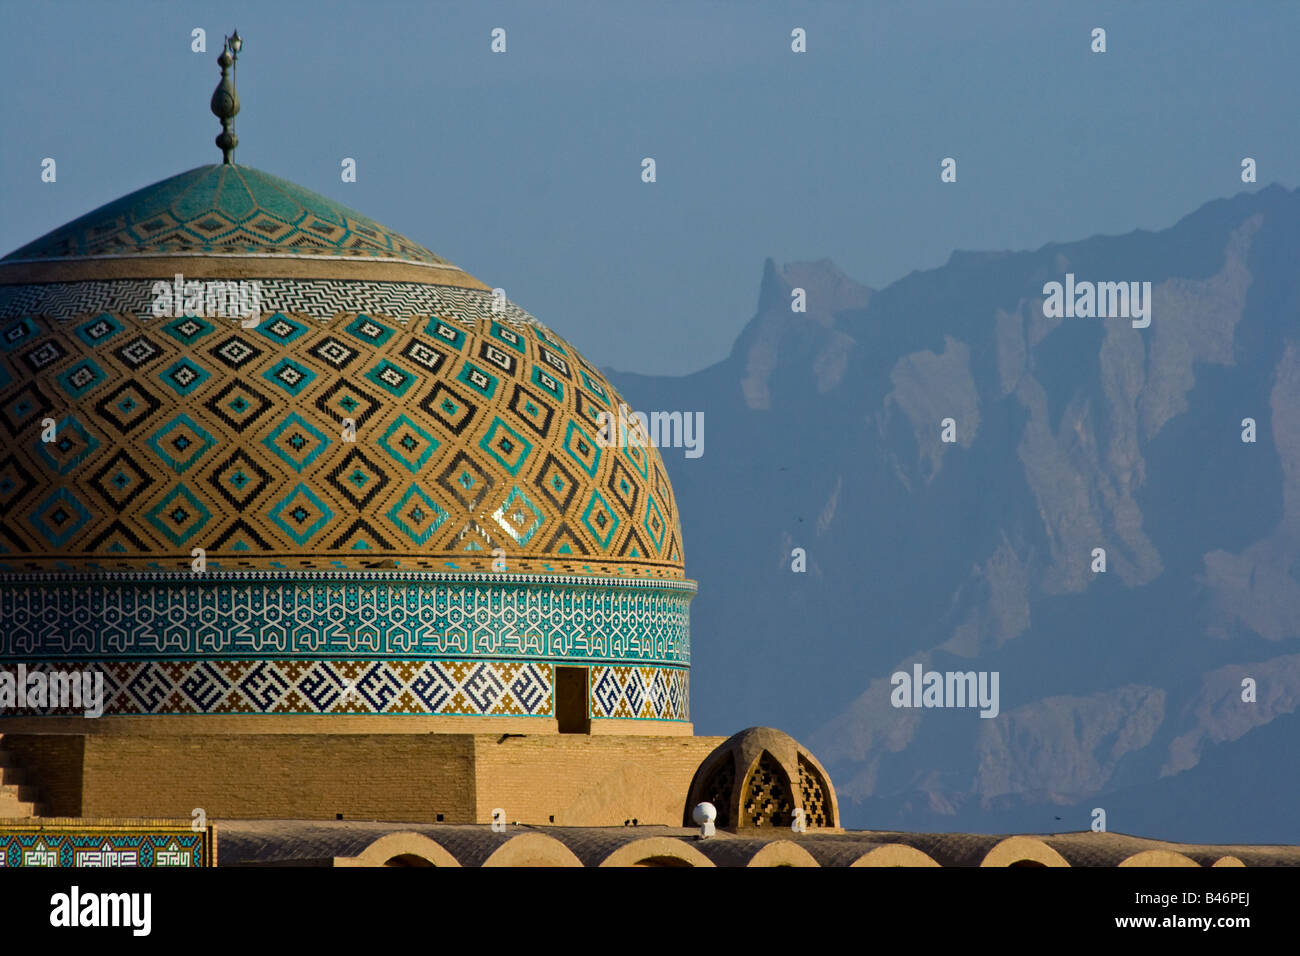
0,165 -> 691,727
0,166 -> 684,579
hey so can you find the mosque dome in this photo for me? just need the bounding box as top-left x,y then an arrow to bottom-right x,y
0,158 -> 692,730
0,164 -> 684,579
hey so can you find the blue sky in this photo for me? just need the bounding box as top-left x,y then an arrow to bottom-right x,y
2,0 -> 1296,374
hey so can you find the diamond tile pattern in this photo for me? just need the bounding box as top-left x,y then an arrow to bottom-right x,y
0,282 -> 683,577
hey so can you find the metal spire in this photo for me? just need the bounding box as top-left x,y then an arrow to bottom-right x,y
210,31 -> 243,164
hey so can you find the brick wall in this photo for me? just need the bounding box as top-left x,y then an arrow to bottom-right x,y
2,731 -> 727,827
79,734 -> 477,823
1,735 -> 85,817
472,734 -> 725,826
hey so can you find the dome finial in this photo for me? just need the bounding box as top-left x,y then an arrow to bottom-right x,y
210,31 -> 242,164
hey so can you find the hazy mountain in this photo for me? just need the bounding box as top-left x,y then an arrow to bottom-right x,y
608,184 -> 1300,843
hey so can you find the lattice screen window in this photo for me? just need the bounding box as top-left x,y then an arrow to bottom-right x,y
741,751 -> 793,827
798,755 -> 830,827
699,756 -> 735,828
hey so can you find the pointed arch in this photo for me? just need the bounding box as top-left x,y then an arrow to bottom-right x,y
740,750 -> 794,828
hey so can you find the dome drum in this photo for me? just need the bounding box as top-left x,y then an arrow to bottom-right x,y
0,569 -> 692,725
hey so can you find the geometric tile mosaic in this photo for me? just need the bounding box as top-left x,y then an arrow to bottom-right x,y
385,484 -> 449,545
35,416 -> 99,476
147,414 -> 215,474
0,280 -> 684,578
0,279 -> 535,328
590,664 -> 690,721
27,489 -> 93,548
0,658 -> 687,721
268,483 -> 334,546
144,484 -> 211,546
0,826 -> 215,868
0,572 -> 694,665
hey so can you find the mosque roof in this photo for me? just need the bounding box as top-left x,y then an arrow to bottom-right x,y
208,819 -> 1300,868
